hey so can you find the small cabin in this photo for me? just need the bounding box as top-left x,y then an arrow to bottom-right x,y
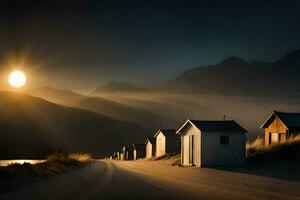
154,129 -> 180,157
261,110 -> 300,145
145,138 -> 156,159
116,152 -> 121,160
112,152 -> 118,160
121,146 -> 134,160
177,119 -> 246,167
133,144 -> 145,160
120,152 -> 125,160
127,146 -> 134,160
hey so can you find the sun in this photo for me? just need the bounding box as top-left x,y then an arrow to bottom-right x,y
8,70 -> 27,88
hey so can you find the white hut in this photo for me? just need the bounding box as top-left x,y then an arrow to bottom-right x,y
177,119 -> 246,167
154,129 -> 180,157
121,146 -> 134,160
120,153 -> 124,160
116,152 -> 121,160
145,138 -> 156,159
133,144 -> 145,160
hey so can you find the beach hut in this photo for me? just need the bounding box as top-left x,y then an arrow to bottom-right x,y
116,152 -> 121,160
154,129 -> 180,157
121,146 -> 128,160
261,110 -> 300,145
145,138 -> 156,159
177,119 -> 246,167
120,149 -> 125,160
112,152 -> 118,160
121,146 -> 134,160
133,144 -> 146,160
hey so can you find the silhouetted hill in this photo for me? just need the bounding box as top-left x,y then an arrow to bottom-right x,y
30,87 -> 85,105
93,81 -> 146,94
168,49 -> 300,96
29,87 -> 178,129
0,91 -> 149,159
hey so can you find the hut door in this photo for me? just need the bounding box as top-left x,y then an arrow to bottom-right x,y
271,133 -> 279,144
189,135 -> 194,164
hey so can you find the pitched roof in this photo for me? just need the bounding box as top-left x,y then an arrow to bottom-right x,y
145,137 -> 156,145
177,119 -> 247,133
261,110 -> 300,129
133,143 -> 145,151
122,145 -> 133,151
154,129 -> 177,138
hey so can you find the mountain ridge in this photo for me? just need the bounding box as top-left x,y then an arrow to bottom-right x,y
29,87 -> 178,129
168,48 -> 300,96
0,91 -> 149,159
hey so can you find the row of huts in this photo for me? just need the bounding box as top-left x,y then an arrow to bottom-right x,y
108,110 -> 300,167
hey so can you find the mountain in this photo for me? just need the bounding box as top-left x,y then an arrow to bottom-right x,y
0,91 -> 149,159
30,87 -> 85,106
93,81 -> 146,94
168,49 -> 300,96
29,87 -> 178,129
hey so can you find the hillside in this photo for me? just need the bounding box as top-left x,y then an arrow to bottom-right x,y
0,91 -> 149,159
30,87 -> 178,129
168,49 -> 300,96
30,87 -> 85,105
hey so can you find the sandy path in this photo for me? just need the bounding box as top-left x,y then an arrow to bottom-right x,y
0,160 -> 182,200
1,160 -> 299,200
114,160 -> 300,200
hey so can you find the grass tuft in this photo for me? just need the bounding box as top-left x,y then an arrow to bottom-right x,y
246,134 -> 300,162
69,153 -> 92,162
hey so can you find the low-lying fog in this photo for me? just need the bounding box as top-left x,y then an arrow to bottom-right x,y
93,92 -> 300,140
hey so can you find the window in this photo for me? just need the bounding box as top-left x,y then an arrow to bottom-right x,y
220,135 -> 229,145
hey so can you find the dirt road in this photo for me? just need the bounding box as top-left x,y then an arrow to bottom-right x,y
1,160 -> 299,200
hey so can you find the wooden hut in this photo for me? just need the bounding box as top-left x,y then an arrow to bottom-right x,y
132,144 -> 145,160
261,110 -> 300,145
145,138 -> 156,159
177,119 -> 246,167
154,129 -> 180,157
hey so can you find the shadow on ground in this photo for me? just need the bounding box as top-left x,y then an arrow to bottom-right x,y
215,159 -> 300,181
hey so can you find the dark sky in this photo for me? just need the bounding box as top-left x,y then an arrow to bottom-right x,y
0,0 -> 300,91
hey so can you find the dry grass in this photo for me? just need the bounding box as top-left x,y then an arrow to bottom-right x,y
153,153 -> 179,161
246,136 -> 264,150
246,134 -> 300,161
288,134 -> 300,143
46,151 -> 92,163
0,152 -> 92,193
69,153 -> 92,162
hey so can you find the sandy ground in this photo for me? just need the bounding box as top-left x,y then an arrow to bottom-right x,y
0,160 -> 299,200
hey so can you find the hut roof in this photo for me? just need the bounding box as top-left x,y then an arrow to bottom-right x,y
177,119 -> 247,133
123,145 -> 133,151
154,129 -> 177,138
145,137 -> 156,145
261,110 -> 300,129
133,143 -> 145,151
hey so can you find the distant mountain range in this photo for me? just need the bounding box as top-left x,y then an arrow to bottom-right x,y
88,49 -> 300,97
0,91 -> 149,159
30,87 -> 178,129
167,49 -> 300,96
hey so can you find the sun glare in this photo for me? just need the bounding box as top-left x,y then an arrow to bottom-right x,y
8,70 -> 27,88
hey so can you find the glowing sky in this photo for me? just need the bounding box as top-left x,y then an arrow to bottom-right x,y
0,0 -> 300,91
